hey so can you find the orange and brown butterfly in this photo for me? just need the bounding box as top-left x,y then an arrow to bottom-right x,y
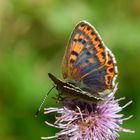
48,20 -> 118,102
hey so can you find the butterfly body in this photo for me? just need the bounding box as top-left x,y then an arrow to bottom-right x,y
49,21 -> 118,102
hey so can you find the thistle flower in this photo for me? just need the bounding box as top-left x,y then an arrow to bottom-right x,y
42,86 -> 134,140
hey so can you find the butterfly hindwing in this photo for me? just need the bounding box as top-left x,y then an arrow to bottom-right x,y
82,49 -> 118,95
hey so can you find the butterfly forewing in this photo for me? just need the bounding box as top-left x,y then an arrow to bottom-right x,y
62,21 -> 107,80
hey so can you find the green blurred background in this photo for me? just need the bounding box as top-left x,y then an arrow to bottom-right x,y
0,0 -> 139,140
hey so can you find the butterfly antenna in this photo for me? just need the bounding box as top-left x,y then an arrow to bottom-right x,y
34,86 -> 55,117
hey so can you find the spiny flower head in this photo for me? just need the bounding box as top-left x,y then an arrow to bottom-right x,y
42,86 -> 134,140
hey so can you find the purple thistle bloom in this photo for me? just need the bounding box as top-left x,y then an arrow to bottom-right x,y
42,85 -> 134,140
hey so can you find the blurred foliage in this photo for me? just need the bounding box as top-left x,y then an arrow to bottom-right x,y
0,0 -> 140,140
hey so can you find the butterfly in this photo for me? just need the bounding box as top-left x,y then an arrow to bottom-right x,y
48,21 -> 118,102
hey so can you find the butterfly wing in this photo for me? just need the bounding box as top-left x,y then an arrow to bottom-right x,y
82,49 -> 118,96
62,21 -> 107,80
62,21 -> 118,95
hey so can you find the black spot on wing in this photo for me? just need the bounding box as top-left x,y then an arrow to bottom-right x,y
108,60 -> 112,65
73,38 -> 86,45
109,68 -> 114,72
95,37 -> 98,41
91,31 -> 95,35
71,51 -> 79,57
87,26 -> 90,30
78,38 -> 86,44
107,76 -> 111,81
86,51 -> 91,55
76,29 -> 92,42
73,38 -> 77,42
70,59 -> 75,63
101,52 -> 106,58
